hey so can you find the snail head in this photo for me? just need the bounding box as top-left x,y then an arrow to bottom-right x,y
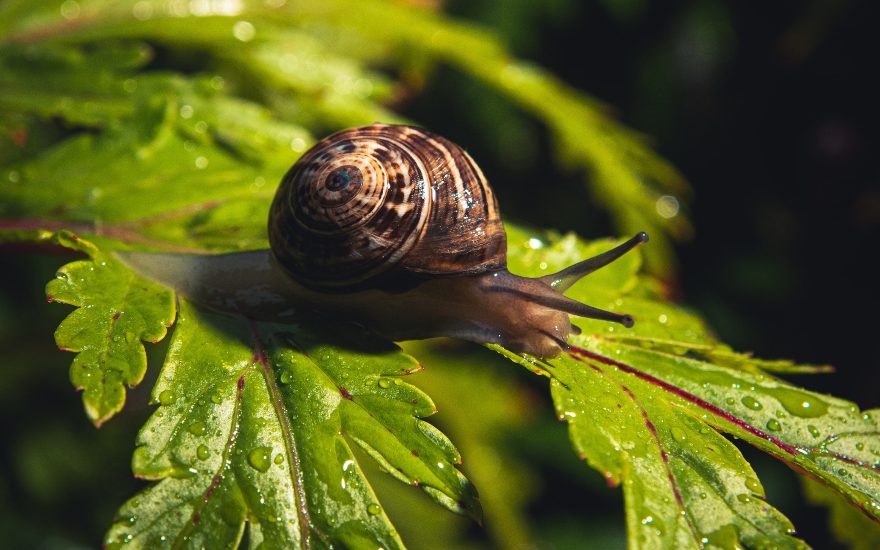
465,232 -> 648,357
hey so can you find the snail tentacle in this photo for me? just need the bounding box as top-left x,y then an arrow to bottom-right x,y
538,232 -> 649,291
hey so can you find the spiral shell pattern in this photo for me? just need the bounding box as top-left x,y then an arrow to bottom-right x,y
269,123 -> 507,291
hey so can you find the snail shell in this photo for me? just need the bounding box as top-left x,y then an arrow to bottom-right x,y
269,124 -> 506,291
118,124 -> 647,358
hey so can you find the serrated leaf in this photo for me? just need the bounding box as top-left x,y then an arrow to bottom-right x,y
496,226 -> 880,548
0,96 -> 294,247
44,231 -> 175,425
106,300 -> 478,548
0,0 -> 690,274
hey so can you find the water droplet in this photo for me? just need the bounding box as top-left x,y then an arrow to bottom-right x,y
274,454 -> 284,465
763,387 -> 829,418
766,419 -> 782,431
366,503 -> 381,515
210,392 -> 223,404
737,493 -> 751,504
855,442 -> 865,451
671,427 -> 687,443
195,156 -> 208,169
641,515 -> 654,525
725,397 -> 736,406
233,20 -> 256,42
188,422 -> 206,436
290,137 -> 306,152
158,390 -> 175,405
807,424 -> 820,438
837,468 -> 848,476
744,477 -> 761,493
655,195 -> 680,219
527,237 -> 543,249
378,378 -> 392,389
248,447 -> 272,472
60,0 -> 80,19
741,396 -> 763,411
132,1 -> 153,20
279,370 -> 293,384
197,445 -> 210,460
658,314 -> 668,324
699,492 -> 707,499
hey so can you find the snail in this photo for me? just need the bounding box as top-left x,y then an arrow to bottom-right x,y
120,123 -> 647,358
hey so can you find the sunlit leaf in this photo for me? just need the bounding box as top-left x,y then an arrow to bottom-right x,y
44,231 -> 175,425
497,226 -> 880,549
105,300 -> 479,548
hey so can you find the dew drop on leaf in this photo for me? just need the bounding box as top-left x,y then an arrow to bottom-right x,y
766,419 -> 782,431
671,427 -> 687,443
737,494 -> 751,504
188,422 -> 206,436
744,477 -> 761,492
248,447 -> 273,472
210,392 -> 223,404
366,503 -> 381,516
274,454 -> 284,465
807,425 -> 821,438
741,396 -> 762,411
702,524 -> 741,550
197,445 -> 210,460
763,387 -> 829,418
279,370 -> 293,384
158,390 -> 175,405
378,378 -> 392,389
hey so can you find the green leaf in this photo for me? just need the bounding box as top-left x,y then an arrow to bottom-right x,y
401,340 -> 538,548
105,300 -> 479,548
0,0 -> 690,275
0,87 -> 305,250
803,477 -> 880,550
496,226 -> 880,548
44,231 -> 175,425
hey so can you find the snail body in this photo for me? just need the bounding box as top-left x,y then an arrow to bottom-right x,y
120,124 -> 646,358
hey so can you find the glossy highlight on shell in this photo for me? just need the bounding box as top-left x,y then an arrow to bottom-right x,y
269,124 -> 507,292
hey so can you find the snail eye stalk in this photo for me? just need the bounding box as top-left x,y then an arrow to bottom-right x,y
534,232 -> 648,327
539,232 -> 649,291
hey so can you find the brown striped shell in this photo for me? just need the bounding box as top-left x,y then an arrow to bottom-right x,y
268,124 -> 507,292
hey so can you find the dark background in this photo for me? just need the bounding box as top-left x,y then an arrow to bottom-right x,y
1,0 -> 878,547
